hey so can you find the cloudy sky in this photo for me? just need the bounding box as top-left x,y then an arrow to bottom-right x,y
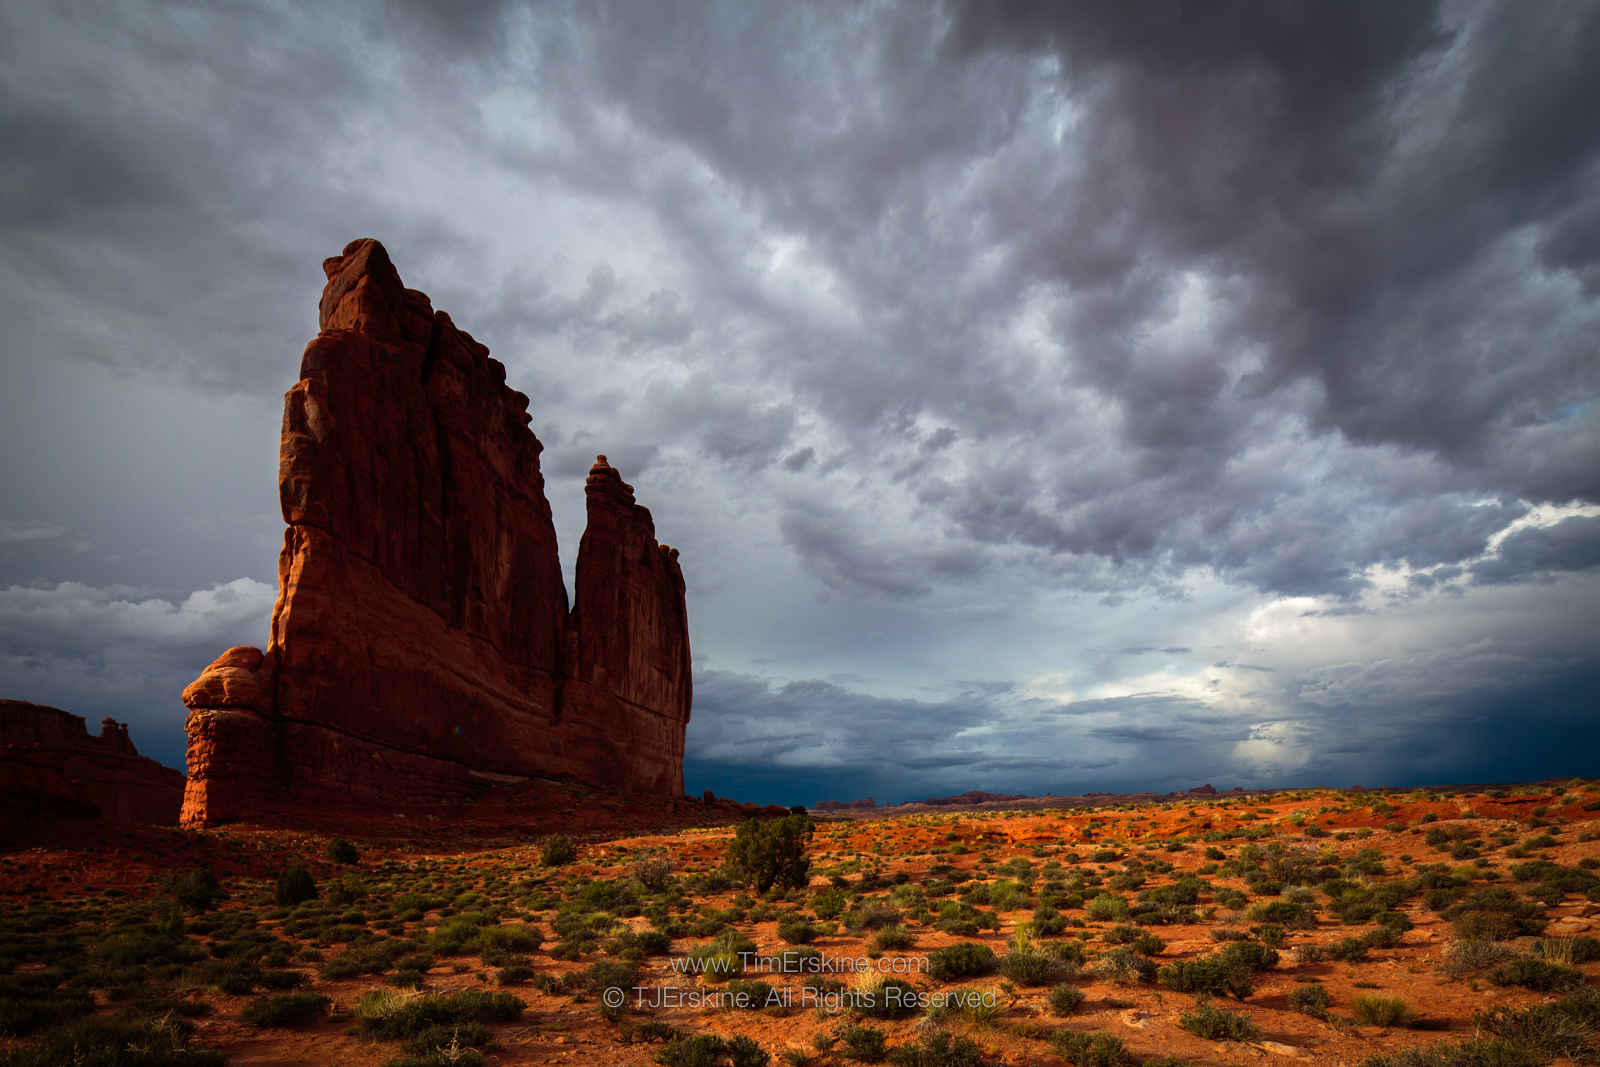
2,1 -> 1597,807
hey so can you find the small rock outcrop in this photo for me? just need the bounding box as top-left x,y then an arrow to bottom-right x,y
1,700 -> 185,830
181,239 -> 691,827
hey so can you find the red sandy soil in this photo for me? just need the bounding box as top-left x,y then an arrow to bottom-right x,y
3,783 -> 1598,1065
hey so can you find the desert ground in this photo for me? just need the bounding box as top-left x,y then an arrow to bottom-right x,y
3,782 -> 1599,1066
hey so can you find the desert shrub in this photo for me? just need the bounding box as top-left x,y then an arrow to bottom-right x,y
1246,899 -> 1317,929
1474,985 -> 1600,1062
1288,983 -> 1332,1019
1091,947 -> 1156,986
1179,1001 -> 1259,1041
1157,956 -> 1251,999
0,1013 -> 225,1066
841,1023 -> 888,1061
353,988 -> 524,1038
496,963 -> 537,985
1049,1030 -> 1133,1065
1000,945 -> 1067,986
654,1033 -> 769,1067
851,976 -> 920,1020
1355,1040 -> 1546,1067
165,868 -> 226,913
1085,894 -> 1129,922
1252,923 -> 1287,949
846,901 -> 902,932
0,972 -> 96,1035
633,853 -> 673,892
326,838 -> 360,864
1445,888 -> 1546,940
610,927 -> 671,959
1489,957 -> 1583,992
776,914 -> 817,945
1352,994 -> 1416,1028
275,863 -> 318,906
685,930 -> 757,982
884,1029 -> 988,1067
1535,935 -> 1600,965
1328,936 -> 1372,962
811,888 -> 848,920
927,943 -> 998,981
727,816 -> 813,894
541,835 -> 579,866
869,926 -> 913,953
1220,940 -> 1278,972
934,901 -> 998,936
1442,938 -> 1518,978
1048,983 -> 1086,1015
242,991 -> 331,1028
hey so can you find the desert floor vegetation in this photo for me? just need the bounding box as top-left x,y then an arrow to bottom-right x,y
3,781 -> 1600,1064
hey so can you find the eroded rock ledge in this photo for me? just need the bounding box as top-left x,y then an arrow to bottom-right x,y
181,239 -> 691,827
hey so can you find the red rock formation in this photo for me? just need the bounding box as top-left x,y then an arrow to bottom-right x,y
181,239 -> 691,827
1,700 -> 185,832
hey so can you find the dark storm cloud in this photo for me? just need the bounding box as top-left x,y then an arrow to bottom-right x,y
2,1 -> 1597,801
1472,515 -> 1600,584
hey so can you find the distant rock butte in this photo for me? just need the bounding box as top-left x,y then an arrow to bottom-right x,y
1,700 -> 185,830
181,239 -> 691,827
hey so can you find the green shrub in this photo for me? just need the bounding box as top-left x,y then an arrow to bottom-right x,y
0,1014 -> 225,1066
851,977 -> 921,1020
1352,994 -> 1416,1028
654,1033 -> 769,1067
1534,935 -> 1600,965
275,863 -> 318,906
869,926 -> 913,953
1085,894 -> 1129,921
727,816 -> 813,894
1091,947 -> 1156,985
999,946 -> 1067,986
841,1023 -> 888,1061
777,915 -> 818,945
884,1029 -> 988,1067
927,942 -> 998,981
353,988 -> 524,1038
1048,983 -> 1086,1015
811,888 -> 847,920
326,838 -> 360,864
1179,1001 -> 1259,1041
541,835 -> 579,867
1474,985 -> 1600,1062
1050,1029 -> 1133,1065
165,868 -> 226,913
242,991 -> 331,1028
1158,956 -> 1251,999
1356,1039 -> 1544,1067
1489,957 -> 1582,992
1288,983 -> 1331,1019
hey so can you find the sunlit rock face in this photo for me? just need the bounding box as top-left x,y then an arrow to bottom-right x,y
180,239 -> 691,827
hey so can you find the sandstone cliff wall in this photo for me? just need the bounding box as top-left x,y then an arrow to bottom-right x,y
181,239 -> 690,826
1,700 -> 185,830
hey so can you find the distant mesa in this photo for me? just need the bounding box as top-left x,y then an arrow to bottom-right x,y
814,796 -> 876,811
918,790 -> 1027,806
1,700 -> 184,835
1188,783 -> 1218,796
181,238 -> 692,827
